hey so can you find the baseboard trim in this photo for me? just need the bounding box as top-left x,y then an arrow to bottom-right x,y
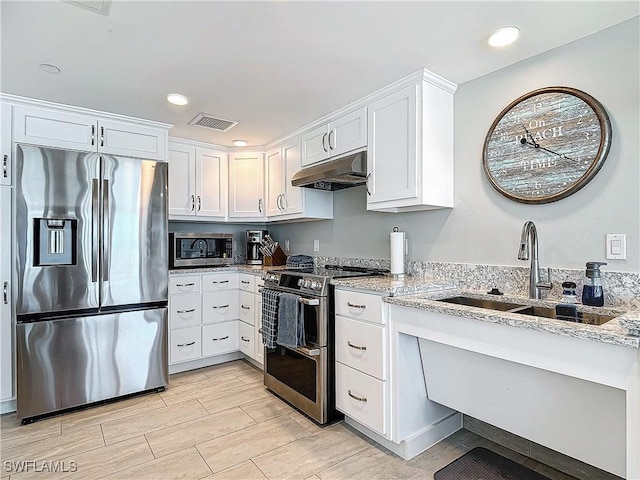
168,351 -> 244,375
1,398 -> 16,415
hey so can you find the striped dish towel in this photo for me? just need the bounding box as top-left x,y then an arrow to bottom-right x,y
261,288 -> 281,348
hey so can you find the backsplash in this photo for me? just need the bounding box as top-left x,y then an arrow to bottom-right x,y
314,256 -> 640,309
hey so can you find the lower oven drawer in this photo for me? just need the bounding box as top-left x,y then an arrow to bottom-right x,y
336,362 -> 387,435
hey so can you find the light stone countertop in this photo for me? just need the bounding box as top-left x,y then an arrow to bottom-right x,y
330,275 -> 640,349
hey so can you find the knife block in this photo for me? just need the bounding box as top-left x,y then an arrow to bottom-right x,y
263,246 -> 287,266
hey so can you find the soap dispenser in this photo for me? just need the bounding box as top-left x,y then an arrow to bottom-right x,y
582,262 -> 607,307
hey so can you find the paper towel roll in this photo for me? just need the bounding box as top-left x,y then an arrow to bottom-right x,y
390,229 -> 405,275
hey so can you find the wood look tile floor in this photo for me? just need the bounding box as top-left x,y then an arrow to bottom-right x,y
0,360 -> 577,480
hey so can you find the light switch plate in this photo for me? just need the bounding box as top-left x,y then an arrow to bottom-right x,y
285,239 -> 290,251
606,234 -> 626,260
313,239 -> 320,252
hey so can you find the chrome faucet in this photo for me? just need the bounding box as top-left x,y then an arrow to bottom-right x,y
518,221 -> 552,299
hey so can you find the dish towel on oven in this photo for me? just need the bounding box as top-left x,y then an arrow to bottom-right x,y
261,289 -> 281,349
276,292 -> 305,349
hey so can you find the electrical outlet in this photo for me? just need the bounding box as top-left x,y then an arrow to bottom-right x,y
313,239 -> 320,252
285,239 -> 290,251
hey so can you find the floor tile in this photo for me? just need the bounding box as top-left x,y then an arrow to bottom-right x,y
146,406 -> 256,458
251,423 -> 371,479
233,368 -> 263,385
200,360 -> 256,378
100,398 -> 208,445
196,415 -> 310,473
316,445 -> 396,479
286,410 -> 325,434
239,395 -> 294,423
169,369 -> 210,388
0,413 -> 62,451
97,446 -> 212,480
206,460 -> 267,480
523,458 -> 580,480
10,436 -> 154,480
60,393 -> 166,434
197,383 -> 272,415
1,425 -> 104,468
160,374 -> 245,407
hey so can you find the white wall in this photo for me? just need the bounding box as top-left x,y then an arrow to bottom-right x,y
270,18 -> 640,273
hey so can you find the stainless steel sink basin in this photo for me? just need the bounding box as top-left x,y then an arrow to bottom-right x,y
437,296 -> 525,311
436,296 -> 616,326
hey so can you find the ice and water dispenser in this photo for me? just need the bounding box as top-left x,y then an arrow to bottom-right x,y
33,218 -> 77,266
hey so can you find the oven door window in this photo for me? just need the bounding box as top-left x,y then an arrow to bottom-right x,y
266,347 -> 317,402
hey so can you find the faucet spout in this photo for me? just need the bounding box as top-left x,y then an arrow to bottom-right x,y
517,221 -> 551,299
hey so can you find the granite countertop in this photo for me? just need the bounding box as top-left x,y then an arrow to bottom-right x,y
331,275 -> 640,349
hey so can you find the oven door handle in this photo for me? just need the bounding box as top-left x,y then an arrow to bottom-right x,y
299,298 -> 319,306
297,346 -> 320,357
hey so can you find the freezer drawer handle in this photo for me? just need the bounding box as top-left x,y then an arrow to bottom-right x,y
3,155 -> 7,178
177,341 -> 196,347
241,336 -> 250,342
176,308 -> 195,314
347,341 -> 367,351
3,281 -> 7,304
212,304 -> 230,309
241,305 -> 251,310
347,302 -> 366,309
176,283 -> 195,287
348,390 -> 367,403
212,336 -> 229,341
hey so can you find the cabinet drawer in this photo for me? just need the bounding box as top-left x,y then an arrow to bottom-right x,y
169,293 -> 202,328
238,320 -> 254,357
170,326 -> 201,364
202,321 -> 239,357
238,274 -> 255,291
255,276 -> 265,293
336,362 -> 387,435
169,275 -> 201,294
202,291 -> 238,323
202,273 -> 238,291
254,325 -> 264,366
334,290 -> 384,324
336,316 -> 386,380
238,291 -> 255,326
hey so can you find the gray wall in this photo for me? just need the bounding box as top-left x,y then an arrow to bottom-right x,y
270,18 -> 640,273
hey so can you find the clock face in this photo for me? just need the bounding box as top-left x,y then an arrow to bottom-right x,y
483,87 -> 612,203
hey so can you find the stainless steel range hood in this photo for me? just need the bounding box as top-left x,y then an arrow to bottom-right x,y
291,150 -> 367,191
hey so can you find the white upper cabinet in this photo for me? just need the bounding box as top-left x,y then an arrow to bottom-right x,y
366,72 -> 456,212
228,152 -> 265,220
12,104 -> 168,160
168,140 -> 227,219
266,138 -> 333,221
301,107 -> 367,167
1,102 -> 11,186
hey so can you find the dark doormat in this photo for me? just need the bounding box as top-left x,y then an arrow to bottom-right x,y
434,447 -> 552,480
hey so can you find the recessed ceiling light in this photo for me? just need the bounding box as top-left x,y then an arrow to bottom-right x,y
167,93 -> 189,106
488,26 -> 520,48
233,140 -> 248,147
39,63 -> 61,74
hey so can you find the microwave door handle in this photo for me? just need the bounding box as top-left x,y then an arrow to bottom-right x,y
91,179 -> 99,282
102,179 -> 110,281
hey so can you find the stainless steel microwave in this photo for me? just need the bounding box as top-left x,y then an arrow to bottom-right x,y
169,232 -> 234,268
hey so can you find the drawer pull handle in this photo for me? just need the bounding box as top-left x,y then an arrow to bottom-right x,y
347,302 -> 366,309
241,280 -> 250,284
212,280 -> 230,284
176,283 -> 195,287
241,336 -> 250,342
348,390 -> 367,403
176,308 -> 195,314
177,341 -> 196,347
241,305 -> 251,310
3,281 -> 8,304
347,341 -> 367,351
212,304 -> 230,309
212,336 -> 229,341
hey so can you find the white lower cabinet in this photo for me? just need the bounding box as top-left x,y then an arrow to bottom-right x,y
169,293 -> 201,329
238,320 -> 254,357
170,326 -> 202,363
202,290 -> 238,323
202,321 -> 239,357
335,288 -> 389,437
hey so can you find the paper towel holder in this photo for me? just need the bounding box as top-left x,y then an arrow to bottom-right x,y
390,226 -> 406,280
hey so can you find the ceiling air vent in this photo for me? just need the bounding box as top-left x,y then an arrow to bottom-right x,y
188,113 -> 238,132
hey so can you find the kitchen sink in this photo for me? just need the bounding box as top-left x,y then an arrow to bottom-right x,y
436,296 -> 616,326
436,296 -> 525,312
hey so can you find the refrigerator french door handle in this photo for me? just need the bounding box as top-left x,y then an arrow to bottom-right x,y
91,179 -> 100,282
102,179 -> 110,281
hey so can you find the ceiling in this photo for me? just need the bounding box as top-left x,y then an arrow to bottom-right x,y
1,1 -> 638,147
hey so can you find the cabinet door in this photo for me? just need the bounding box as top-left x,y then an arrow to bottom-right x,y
167,143 -> 196,217
202,321 -> 239,357
228,152 -> 265,218
336,362 -> 387,435
366,85 -> 418,206
329,107 -> 367,158
169,293 -> 202,328
238,320 -> 254,358
238,291 -> 255,326
13,105 -> 96,152
336,316 -> 386,380
282,138 -> 303,215
202,291 -> 238,324
255,293 -> 264,365
301,124 -> 329,166
1,103 -> 11,186
238,274 -> 255,292
265,146 -> 284,217
0,186 -> 12,400
98,119 -> 166,160
196,147 -> 227,218
170,326 -> 202,364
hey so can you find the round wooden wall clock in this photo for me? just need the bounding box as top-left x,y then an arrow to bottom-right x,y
482,86 -> 612,204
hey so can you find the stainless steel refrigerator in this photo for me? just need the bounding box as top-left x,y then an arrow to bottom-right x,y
15,144 -> 169,422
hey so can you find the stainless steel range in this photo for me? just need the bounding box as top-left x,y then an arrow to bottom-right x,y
261,265 -> 387,424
